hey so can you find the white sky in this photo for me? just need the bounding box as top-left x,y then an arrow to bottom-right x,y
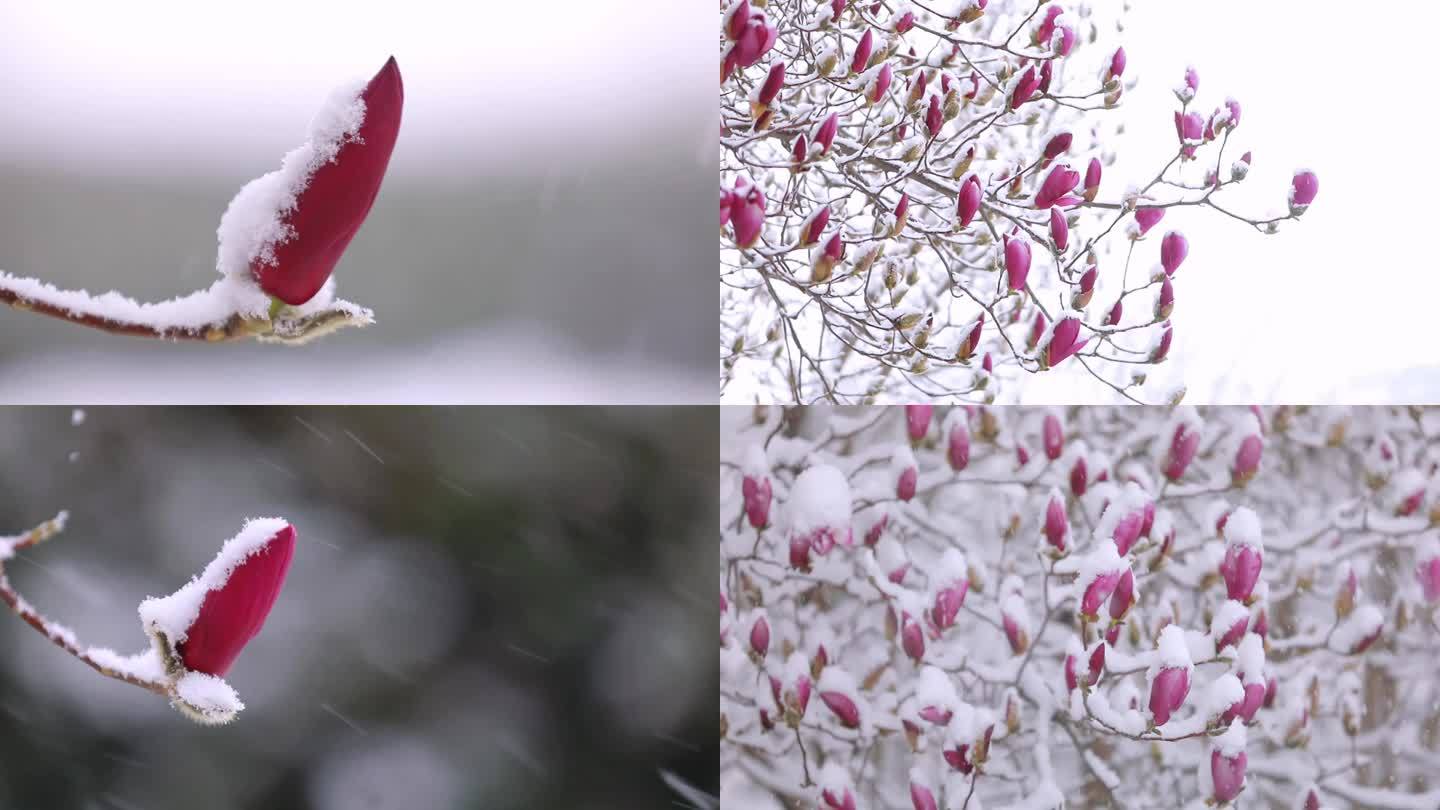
0,0 -> 707,179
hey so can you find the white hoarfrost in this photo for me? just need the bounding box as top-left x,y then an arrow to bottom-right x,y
139,517 -> 290,647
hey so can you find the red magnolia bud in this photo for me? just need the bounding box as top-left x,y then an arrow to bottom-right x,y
901,612 -> 925,661
1049,207 -> 1069,252
820,691 -> 860,728
1005,237 -> 1032,291
1043,412 -> 1065,460
1108,568 -> 1135,622
1041,132 -> 1073,167
925,93 -> 943,137
957,175 -> 983,228
851,28 -> 874,74
905,404 -> 933,441
742,474 -> 772,529
792,133 -> 810,165
1072,264 -> 1097,309
1044,490 -> 1069,552
754,61 -> 786,116
1156,275 -> 1175,319
1104,298 -> 1123,327
1160,231 -> 1188,276
868,62 -> 894,104
1086,641 -> 1106,686
815,113 -> 840,154
1070,456 -> 1088,497
1083,158 -> 1102,202
237,58 -> 403,306
1045,316 -> 1086,368
801,207 -> 831,246
1010,65 -> 1040,109
140,520 -> 297,679
1211,746 -> 1248,804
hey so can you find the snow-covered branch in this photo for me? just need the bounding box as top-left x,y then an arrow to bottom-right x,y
0,56 -> 402,345
721,406 -> 1440,809
719,1 -> 1317,403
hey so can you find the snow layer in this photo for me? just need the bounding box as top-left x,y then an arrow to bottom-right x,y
215,77 -> 368,280
1155,624 -> 1193,670
788,465 -> 853,536
138,517 -> 290,646
173,670 -> 245,725
1213,717 -> 1247,757
0,271 -> 275,332
1223,507 -> 1263,551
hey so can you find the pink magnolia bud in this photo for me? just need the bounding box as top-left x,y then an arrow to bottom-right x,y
1396,485 -> 1425,517
1045,316 -> 1086,368
1083,157 -> 1102,202
851,28 -> 874,74
1223,97 -> 1242,129
910,781 -> 938,810
1151,322 -> 1173,362
1108,568 -> 1135,622
982,352 -> 994,373
1010,65 -> 1040,109
1041,413 -> 1065,461
1049,207 -> 1069,252
932,581 -> 968,631
869,62 -> 894,103
1163,423 -> 1200,481
792,133 -> 810,166
907,70 -> 929,105
1160,231 -> 1188,275
1180,65 -> 1199,98
897,465 -> 918,502
1221,544 -> 1263,602
863,513 -> 888,547
1042,132 -> 1073,167
790,533 -> 813,571
1156,275 -> 1175,320
1037,60 -> 1054,95
1225,681 -> 1266,724
821,691 -> 860,728
756,60 -> 786,110
925,93 -> 943,137
948,419 -> 971,471
1105,47 -> 1126,82
1035,163 -> 1081,209
1253,607 -> 1269,640
1016,444 -> 1031,467
1290,170 -> 1319,213
901,612 -> 925,662
1005,237 -> 1032,291
1071,265 -> 1098,310
918,704 -> 952,726
822,786 -> 857,810
742,474 -> 772,529
830,0 -> 847,22
720,189 -> 733,227
1301,788 -> 1320,810
956,313 -> 984,362
1211,748 -> 1248,804
250,58 -> 403,305
1175,110 -> 1204,143
1080,569 -> 1121,618
957,175 -> 983,227
1103,298 -> 1123,327
802,206 -> 831,245
1056,24 -> 1075,55
730,179 -> 766,249
1044,492 -> 1069,552
1070,456 -> 1088,497
1112,511 -> 1143,556
1417,556 -> 1440,603
725,0 -> 751,40
1003,612 -> 1029,655
1232,435 -> 1263,485
894,9 -> 915,33
1149,666 -> 1190,726
1064,650 -> 1079,692
1086,641 -> 1106,686
730,14 -> 778,68
1033,4 -> 1063,46
905,405 -> 933,441
1214,607 -> 1249,652
893,192 -> 911,235
749,614 -> 770,659
151,521 -> 297,677
1134,206 -> 1165,236
815,113 -> 840,154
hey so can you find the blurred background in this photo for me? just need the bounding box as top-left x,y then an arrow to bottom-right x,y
0,0 -> 713,403
0,406 -> 718,809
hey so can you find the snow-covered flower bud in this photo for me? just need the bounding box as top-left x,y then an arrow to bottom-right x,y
1160,231 -> 1188,276
947,412 -> 972,471
868,62 -> 894,104
1219,508 -> 1264,602
752,61 -> 786,120
1035,163 -> 1081,209
1045,316 -> 1086,368
1043,489 -> 1070,553
1083,157 -> 1102,202
801,206 -> 831,246
1108,568 -> 1136,623
1004,236 -> 1032,292
905,405 -> 933,442
925,93 -> 943,137
1073,264 -> 1097,309
1042,411 -> 1065,461
1210,722 -> 1248,803
1070,455 -> 1089,497
814,113 -> 840,155
901,611 -> 926,662
1148,626 -> 1192,726
1232,434 -> 1263,486
894,446 -> 918,502
730,176 -> 766,249
1042,131 -> 1073,167
1010,65 -> 1040,109
741,467 -> 772,530
851,28 -> 874,74
1289,170 -> 1319,214
1133,207 -> 1165,237
1175,65 -> 1199,102
1151,322 -> 1173,362
1049,206 -> 1069,252
1211,600 -> 1249,651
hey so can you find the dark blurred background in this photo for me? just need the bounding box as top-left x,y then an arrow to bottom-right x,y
0,1 -> 714,403
0,406 -> 718,809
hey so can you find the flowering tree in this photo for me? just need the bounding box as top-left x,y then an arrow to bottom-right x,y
719,2 -> 1318,403
0,57 -> 403,345
721,406 -> 1440,808
1,514 -> 296,724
